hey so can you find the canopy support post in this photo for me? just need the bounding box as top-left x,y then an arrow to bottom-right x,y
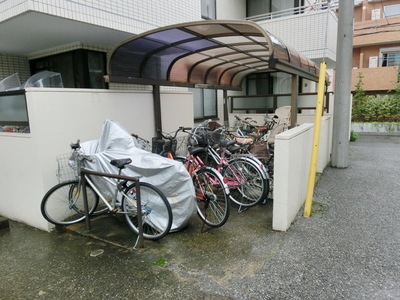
153,85 -> 162,138
223,89 -> 229,127
290,74 -> 299,128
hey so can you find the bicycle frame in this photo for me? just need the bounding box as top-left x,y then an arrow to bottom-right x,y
205,145 -> 243,188
182,153 -> 222,187
82,173 -> 133,213
191,124 -> 268,187
159,126 -> 231,194
156,126 -> 231,228
71,147 -> 137,214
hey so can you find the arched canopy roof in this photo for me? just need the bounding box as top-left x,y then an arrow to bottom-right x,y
107,20 -> 321,90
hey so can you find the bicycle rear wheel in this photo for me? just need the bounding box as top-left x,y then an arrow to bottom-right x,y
224,158 -> 268,207
122,182 -> 173,240
41,180 -> 99,225
193,167 -> 230,228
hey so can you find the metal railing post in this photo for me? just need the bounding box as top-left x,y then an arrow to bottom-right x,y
135,179 -> 144,248
81,174 -> 91,230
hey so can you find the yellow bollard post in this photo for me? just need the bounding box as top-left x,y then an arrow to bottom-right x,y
304,62 -> 327,218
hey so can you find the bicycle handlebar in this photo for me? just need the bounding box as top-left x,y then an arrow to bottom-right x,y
70,139 -> 81,150
131,133 -> 150,145
70,139 -> 93,162
234,115 -> 257,125
159,126 -> 192,141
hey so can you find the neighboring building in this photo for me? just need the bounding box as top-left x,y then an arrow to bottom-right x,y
0,0 -> 338,121
352,0 -> 400,95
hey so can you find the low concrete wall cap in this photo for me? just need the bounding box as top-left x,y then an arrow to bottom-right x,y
275,123 -> 313,140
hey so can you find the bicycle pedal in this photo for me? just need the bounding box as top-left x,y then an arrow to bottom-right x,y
110,208 -> 119,214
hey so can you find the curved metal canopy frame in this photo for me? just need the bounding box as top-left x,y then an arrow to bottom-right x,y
107,20 -> 322,90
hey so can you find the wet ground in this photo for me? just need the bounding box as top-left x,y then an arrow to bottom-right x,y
1,133 -> 399,299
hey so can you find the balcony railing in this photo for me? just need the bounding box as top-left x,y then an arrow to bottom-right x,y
246,1 -> 338,22
368,56 -> 400,68
229,92 -> 333,114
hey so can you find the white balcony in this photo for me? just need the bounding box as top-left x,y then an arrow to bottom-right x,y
247,3 -> 338,69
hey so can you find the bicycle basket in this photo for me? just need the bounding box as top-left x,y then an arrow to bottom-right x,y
207,121 -> 223,131
249,141 -> 270,159
190,131 -> 209,147
56,153 -> 77,183
175,136 -> 188,156
151,137 -> 165,154
163,139 -> 177,153
209,128 -> 225,144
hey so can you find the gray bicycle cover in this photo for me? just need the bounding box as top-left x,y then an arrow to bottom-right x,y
77,119 -> 196,232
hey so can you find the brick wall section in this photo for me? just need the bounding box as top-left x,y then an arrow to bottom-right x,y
352,66 -> 399,93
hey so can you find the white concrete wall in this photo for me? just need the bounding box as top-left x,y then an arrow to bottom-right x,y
273,124 -> 313,231
351,122 -> 400,133
0,88 -> 193,231
298,115 -> 332,173
272,115 -> 332,231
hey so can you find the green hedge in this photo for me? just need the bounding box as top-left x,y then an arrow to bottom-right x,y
352,95 -> 400,122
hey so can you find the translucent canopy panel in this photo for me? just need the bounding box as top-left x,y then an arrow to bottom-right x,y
107,20 -> 321,90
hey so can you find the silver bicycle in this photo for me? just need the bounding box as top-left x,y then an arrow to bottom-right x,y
40,140 -> 173,240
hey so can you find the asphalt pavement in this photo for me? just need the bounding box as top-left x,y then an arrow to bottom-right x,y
0,133 -> 399,300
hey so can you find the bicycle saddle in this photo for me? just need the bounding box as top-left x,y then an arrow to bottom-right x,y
218,139 -> 236,148
188,146 -> 206,155
110,158 -> 132,169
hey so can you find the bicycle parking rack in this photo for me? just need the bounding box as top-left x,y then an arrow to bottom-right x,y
80,168 -> 144,248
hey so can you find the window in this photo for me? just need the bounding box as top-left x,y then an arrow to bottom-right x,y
201,0 -> 216,20
247,0 -> 271,17
30,50 -> 108,89
271,72 -> 292,94
192,88 -> 217,120
384,4 -> 400,18
247,72 -> 273,95
246,72 -> 292,95
0,90 -> 30,132
380,47 -> 400,67
271,0 -> 295,12
247,0 -> 304,18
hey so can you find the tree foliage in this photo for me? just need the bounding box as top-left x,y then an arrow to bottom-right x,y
352,72 -> 400,122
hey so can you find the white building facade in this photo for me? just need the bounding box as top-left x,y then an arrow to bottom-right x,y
1,0 -> 338,121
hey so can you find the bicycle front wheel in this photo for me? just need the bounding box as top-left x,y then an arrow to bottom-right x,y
122,182 -> 173,240
41,180 -> 99,226
224,158 -> 268,207
193,167 -> 230,228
